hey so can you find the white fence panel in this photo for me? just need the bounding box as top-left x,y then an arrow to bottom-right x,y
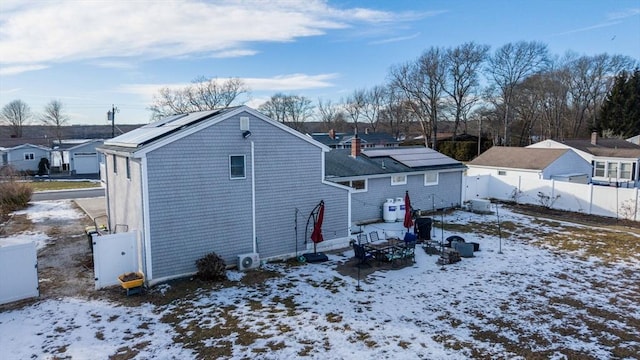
463,174 -> 640,221
487,175 -> 519,201
93,232 -> 138,289
463,174 -> 491,201
0,242 -> 38,305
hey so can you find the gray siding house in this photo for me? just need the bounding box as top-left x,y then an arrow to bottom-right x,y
325,139 -> 466,225
98,106 -> 350,285
0,143 -> 50,172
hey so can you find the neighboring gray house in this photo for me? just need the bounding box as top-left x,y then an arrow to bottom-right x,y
0,143 -> 50,172
528,132 -> 640,187
98,106 -> 350,285
51,139 -> 104,174
325,139 -> 466,225
467,146 -> 592,183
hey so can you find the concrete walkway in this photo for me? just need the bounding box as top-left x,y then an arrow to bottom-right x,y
73,197 -> 107,222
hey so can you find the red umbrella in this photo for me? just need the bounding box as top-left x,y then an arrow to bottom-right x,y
310,201 -> 324,253
403,191 -> 413,231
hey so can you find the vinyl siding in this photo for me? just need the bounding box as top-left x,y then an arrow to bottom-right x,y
145,111 -> 349,280
350,170 -> 463,224
7,147 -> 49,172
105,155 -> 143,235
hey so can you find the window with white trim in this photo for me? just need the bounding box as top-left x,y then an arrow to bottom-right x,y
112,154 -> 117,174
620,162 -> 633,180
594,161 -> 605,177
229,155 -> 246,179
424,171 -> 438,185
607,162 -> 618,178
24,153 -> 35,160
391,175 -> 406,185
497,170 -> 507,176
337,179 -> 367,192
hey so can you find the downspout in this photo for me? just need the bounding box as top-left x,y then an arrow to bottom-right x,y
251,140 -> 257,254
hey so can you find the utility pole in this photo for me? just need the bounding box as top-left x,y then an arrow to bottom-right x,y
107,105 -> 119,138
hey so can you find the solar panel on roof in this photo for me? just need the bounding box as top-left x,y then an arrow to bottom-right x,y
104,109 -> 220,148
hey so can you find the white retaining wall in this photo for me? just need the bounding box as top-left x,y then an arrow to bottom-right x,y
463,174 -> 640,220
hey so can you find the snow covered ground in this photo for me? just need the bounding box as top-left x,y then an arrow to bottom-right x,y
1,202 -> 639,359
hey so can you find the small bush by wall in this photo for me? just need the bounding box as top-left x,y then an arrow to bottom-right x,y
0,181 -> 33,215
195,252 -> 227,281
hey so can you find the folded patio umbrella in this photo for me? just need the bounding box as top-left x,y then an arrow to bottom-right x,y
403,191 -> 413,231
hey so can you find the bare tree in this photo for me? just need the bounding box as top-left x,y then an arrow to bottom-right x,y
562,53 -> 637,137
258,93 -> 314,132
343,89 -> 367,132
41,100 -> 69,142
487,41 -> 550,145
1,99 -> 32,138
444,42 -> 490,137
360,85 -> 387,133
40,100 -> 69,170
389,47 -> 447,149
149,77 -> 249,119
317,98 -> 345,131
378,85 -> 412,140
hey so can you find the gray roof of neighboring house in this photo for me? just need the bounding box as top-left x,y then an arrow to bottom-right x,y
560,138 -> 640,158
325,146 -> 464,178
468,147 -> 570,170
312,132 -> 398,147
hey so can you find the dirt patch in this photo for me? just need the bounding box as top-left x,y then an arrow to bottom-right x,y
0,202 -> 95,310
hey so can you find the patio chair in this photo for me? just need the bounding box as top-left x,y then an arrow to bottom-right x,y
357,233 -> 368,245
352,242 -> 373,267
402,240 -> 416,264
369,231 -> 380,243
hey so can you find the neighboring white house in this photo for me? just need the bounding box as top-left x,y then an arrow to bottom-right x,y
626,135 -> 640,145
466,146 -> 591,183
527,132 -> 640,187
0,143 -> 51,172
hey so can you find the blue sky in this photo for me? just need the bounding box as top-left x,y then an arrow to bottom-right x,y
1,0 -> 638,125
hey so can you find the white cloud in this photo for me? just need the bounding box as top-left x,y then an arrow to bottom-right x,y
0,64 -> 48,76
0,0 -> 407,70
119,73 -> 338,101
370,32 -> 421,45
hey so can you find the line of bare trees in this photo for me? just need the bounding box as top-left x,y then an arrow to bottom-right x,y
148,41 -> 636,148
4,41 -> 636,150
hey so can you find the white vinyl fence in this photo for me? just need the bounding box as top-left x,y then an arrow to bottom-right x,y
463,174 -> 640,220
0,242 -> 39,305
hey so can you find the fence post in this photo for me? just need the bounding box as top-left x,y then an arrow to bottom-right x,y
589,183 -> 593,215
633,188 -> 638,221
551,179 -> 556,209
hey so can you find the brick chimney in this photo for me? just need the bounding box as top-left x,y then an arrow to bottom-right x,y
591,131 -> 598,145
351,136 -> 361,157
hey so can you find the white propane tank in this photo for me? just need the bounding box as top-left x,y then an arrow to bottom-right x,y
395,197 -> 405,221
383,198 -> 397,222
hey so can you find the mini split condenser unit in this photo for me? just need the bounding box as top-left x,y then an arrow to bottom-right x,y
237,253 -> 260,271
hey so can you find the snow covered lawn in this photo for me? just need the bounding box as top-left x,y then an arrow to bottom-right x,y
1,203 -> 639,359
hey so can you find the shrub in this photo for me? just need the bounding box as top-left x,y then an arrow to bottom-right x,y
195,252 -> 227,281
0,181 -> 33,215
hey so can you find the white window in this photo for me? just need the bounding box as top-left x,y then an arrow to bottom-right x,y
607,162 -> 618,179
24,153 -> 35,160
424,171 -> 438,185
497,170 -> 507,176
337,179 -> 367,192
391,175 -> 406,185
112,154 -> 117,174
229,155 -> 246,179
594,161 -> 605,177
620,163 -> 632,180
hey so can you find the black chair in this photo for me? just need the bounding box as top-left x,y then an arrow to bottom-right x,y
357,233 -> 368,245
352,243 -> 373,267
